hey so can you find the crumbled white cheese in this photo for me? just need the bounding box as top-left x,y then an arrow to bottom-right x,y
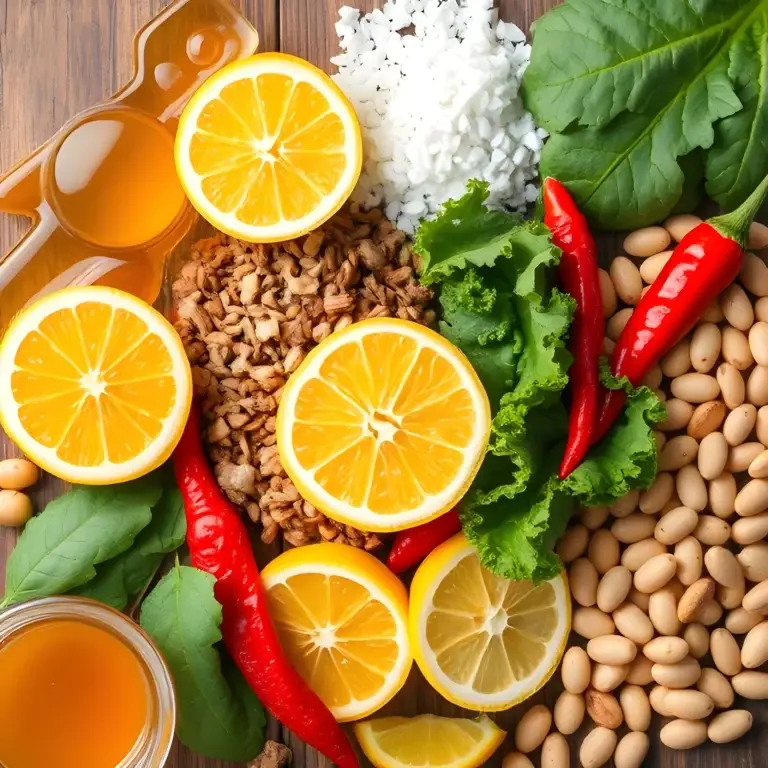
332,0 -> 546,233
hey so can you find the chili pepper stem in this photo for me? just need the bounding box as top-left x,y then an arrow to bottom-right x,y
709,172 -> 768,247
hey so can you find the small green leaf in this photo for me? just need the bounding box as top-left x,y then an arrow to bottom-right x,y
72,484 -> 186,610
140,566 -> 265,762
1,474 -> 162,607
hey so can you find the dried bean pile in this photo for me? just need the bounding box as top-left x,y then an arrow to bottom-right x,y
500,217 -> 768,768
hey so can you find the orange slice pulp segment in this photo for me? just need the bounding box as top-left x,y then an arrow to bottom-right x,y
276,318 -> 491,532
0,287 -> 192,484
175,53 -> 362,242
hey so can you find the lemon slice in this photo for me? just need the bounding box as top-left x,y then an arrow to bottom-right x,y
410,533 -> 570,711
175,53 -> 362,242
260,543 -> 412,721
0,287 -> 192,484
354,714 -> 506,768
276,318 -> 491,532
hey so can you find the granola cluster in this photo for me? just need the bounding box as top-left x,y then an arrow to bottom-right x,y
173,205 -> 434,550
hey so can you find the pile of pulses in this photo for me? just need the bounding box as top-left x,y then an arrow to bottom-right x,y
500,217 -> 768,768
0,459 -> 38,527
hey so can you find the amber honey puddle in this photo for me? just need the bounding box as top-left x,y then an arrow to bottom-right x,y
0,618 -> 152,768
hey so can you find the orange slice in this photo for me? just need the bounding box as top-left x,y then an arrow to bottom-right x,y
175,53 -> 362,242
261,543 -> 412,722
276,318 -> 491,532
0,287 -> 192,484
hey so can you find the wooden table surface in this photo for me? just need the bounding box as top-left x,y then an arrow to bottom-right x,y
0,1 -> 764,767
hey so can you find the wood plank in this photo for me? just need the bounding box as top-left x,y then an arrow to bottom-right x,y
0,2 -> 279,768
0,1 -> 765,767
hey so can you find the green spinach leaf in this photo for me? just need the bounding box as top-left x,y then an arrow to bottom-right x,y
71,485 -> 186,610
139,565 -> 265,762
1,473 -> 162,607
523,0 -> 768,229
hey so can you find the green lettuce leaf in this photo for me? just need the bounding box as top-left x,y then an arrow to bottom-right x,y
417,182 -> 664,582
522,0 -> 768,229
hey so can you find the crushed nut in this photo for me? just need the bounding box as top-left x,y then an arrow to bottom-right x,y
173,205 -> 434,550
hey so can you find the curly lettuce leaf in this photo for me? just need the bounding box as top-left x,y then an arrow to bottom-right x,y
419,182 -> 664,582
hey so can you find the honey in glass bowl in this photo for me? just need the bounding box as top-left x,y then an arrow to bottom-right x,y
0,597 -> 175,768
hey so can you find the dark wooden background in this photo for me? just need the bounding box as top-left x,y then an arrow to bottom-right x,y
0,0 -> 763,766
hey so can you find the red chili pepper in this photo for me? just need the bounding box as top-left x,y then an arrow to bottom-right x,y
173,405 -> 359,768
386,509 -> 461,573
543,178 -> 604,479
595,174 -> 768,442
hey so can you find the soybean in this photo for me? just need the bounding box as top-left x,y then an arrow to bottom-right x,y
723,403 -> 757,445
514,705 -> 551,753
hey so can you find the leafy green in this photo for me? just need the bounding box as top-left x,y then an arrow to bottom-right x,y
1,473 -> 163,607
71,484 -> 186,610
140,565 -> 266,762
416,183 -> 663,581
522,0 -> 768,229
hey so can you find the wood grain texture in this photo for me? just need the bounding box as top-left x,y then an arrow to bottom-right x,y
0,0 -> 764,766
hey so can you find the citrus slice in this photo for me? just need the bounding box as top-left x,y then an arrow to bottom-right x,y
276,318 -> 491,532
410,533 -> 570,711
260,543 -> 411,722
354,714 -> 506,768
175,52 -> 362,242
0,287 -> 192,484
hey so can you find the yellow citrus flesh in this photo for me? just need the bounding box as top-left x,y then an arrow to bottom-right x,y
276,318 -> 491,532
260,543 -> 412,722
354,714 -> 506,768
0,287 -> 192,484
175,52 -> 362,242
409,533 -> 571,711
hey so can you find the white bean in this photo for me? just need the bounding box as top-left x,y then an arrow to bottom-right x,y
721,283 -> 755,330
741,621 -> 768,669
573,607 -> 616,640
738,542 -> 768,582
592,662 -> 629,692
655,506 -> 698,546
727,607 -> 764,635
561,646 -> 591,694
693,515 -> 731,546
722,326 -> 754,370
723,403 -> 757,446
727,442 -> 765,473
639,472 -> 675,514
581,505 -> 610,530
747,365 -> 768,406
610,256 -> 643,305
660,399 -> 694,432
624,226 -> 671,257
749,221 -> 768,250
607,308 -> 633,340
732,671 -> 768,700
671,373 -> 720,404
675,464 -> 707,511
683,623 -> 710,659
569,558 -> 599,607
588,529 -> 620,575
708,710 -> 754,744
758,405 -> 768,444
621,538 -> 668,572
741,251 -> 768,296
664,214 -> 702,243
557,524 -> 589,562
735,478 -> 768,516
639,251 -> 672,284
619,685 -> 651,732
514,705 -> 551,753
610,489 -> 640,519
596,565 -> 633,613
690,323 -> 721,373
598,268 -> 618,317
717,362 -> 746,409
757,296 -> 768,323
659,436 -> 699,471
697,667 -> 735,708
709,471 -> 737,519
649,587 -> 682,636
705,546 -> 743,589
613,601 -> 655,645
580,727 -> 617,768
587,635 -> 638,665
660,339 -> 692,378
732,512 -> 768,545
611,514 -> 656,544
553,690 -> 585,735
674,535 -> 703,586
749,321 -> 768,365
541,732 -> 569,768
710,628 -> 742,676
698,432 -> 729,480
749,449 -> 768,478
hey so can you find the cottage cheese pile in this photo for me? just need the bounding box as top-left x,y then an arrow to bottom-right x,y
332,0 -> 545,233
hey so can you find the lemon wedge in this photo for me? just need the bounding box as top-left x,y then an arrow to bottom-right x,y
409,533 -> 570,711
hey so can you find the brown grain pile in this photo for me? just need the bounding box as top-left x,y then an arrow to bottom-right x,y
172,205 -> 434,550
